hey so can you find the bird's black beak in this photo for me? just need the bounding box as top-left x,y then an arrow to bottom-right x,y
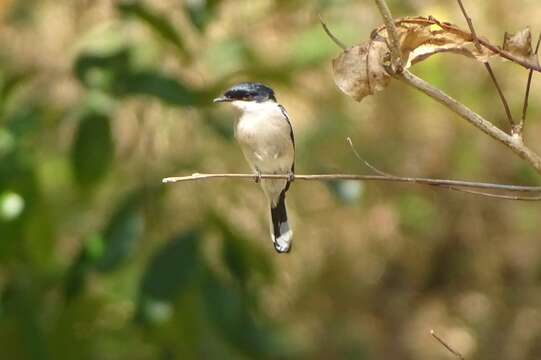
213,96 -> 230,103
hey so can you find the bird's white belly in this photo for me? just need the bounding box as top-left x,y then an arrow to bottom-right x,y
235,111 -> 293,174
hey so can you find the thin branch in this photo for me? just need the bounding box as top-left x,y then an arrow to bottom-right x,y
430,329 -> 465,360
397,69 -> 541,173
483,62 -> 515,130
346,137 -> 541,200
346,137 -> 393,177
455,0 -> 515,129
162,172 -> 541,198
479,38 -> 541,73
373,0 -> 402,71
448,187 -> 541,201
318,15 -> 347,50
455,0 -> 481,50
520,32 -> 541,133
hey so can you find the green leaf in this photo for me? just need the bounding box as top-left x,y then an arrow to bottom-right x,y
74,47 -> 132,92
184,0 -> 220,32
208,211 -> 274,286
119,70 -> 199,107
201,272 -> 286,357
0,150 -> 40,256
64,193 -> 144,299
95,194 -> 145,272
117,0 -> 188,58
74,48 -> 202,107
136,231 -> 202,322
0,70 -> 33,120
63,250 -> 92,301
71,111 -> 114,188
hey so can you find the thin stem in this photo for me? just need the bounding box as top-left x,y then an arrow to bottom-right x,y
373,0 -> 402,70
456,0 -> 515,129
346,137 -> 541,200
318,15 -> 347,50
449,187 -> 541,201
520,33 -> 541,133
478,38 -> 541,73
398,69 -> 541,173
455,0 -> 481,50
430,330 -> 465,360
347,137 -> 393,177
484,63 -> 515,130
162,173 -> 541,201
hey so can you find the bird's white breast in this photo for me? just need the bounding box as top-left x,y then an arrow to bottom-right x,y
234,100 -> 293,174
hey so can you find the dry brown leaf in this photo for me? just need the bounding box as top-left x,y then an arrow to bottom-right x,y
332,16 -> 497,102
332,38 -> 391,101
396,18 -> 493,65
503,27 -> 539,66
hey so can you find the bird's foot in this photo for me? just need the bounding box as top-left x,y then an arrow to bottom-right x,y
287,171 -> 295,183
254,170 -> 262,184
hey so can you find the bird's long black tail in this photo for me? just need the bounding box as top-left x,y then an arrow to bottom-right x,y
270,191 -> 292,253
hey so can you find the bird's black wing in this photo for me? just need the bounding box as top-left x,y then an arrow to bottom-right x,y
278,104 -> 295,173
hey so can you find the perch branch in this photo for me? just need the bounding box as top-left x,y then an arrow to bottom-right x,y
397,69 -> 541,174
430,330 -> 465,359
162,172 -> 541,201
519,32 -> 541,134
161,172 -> 541,191
455,0 -> 515,130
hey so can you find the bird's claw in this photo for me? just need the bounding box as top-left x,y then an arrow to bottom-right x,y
254,170 -> 262,184
287,171 -> 295,183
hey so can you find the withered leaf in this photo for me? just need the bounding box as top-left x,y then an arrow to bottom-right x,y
503,27 -> 539,66
332,38 -> 391,101
332,16 -> 498,102
396,18 -> 493,65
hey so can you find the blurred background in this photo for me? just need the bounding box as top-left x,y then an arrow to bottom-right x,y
1,0 -> 541,359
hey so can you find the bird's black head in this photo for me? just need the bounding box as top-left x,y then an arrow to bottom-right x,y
213,82 -> 276,103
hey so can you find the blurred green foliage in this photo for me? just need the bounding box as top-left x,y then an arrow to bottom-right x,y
1,0 -> 541,359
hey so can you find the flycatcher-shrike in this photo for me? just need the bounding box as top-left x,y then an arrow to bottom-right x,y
214,82 -> 295,253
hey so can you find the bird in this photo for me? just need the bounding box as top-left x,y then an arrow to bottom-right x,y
213,82 -> 295,253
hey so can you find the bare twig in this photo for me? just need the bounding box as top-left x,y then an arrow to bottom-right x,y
520,33 -> 541,134
373,0 -> 402,71
455,0 -> 481,50
318,15 -> 347,50
456,0 -> 515,130
448,187 -> 541,201
162,172 -> 541,200
346,137 -> 541,200
479,38 -> 541,73
397,69 -> 541,173
484,63 -> 515,130
430,329 -> 465,359
163,136 -> 541,201
346,137 -> 392,177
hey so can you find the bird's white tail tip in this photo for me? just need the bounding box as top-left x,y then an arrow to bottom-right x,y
272,229 -> 293,253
